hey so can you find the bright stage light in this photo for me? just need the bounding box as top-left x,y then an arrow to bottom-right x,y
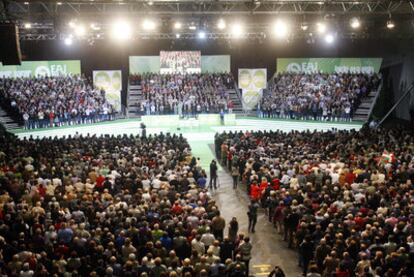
24,22 -> 32,29
90,23 -> 101,31
272,20 -> 288,39
301,23 -> 309,31
231,23 -> 244,38
189,25 -> 197,30
143,19 -> 156,31
198,31 -> 206,39
175,33 -> 181,39
174,22 -> 182,30
75,25 -> 86,37
68,20 -> 76,29
64,37 -> 73,46
111,20 -> 132,40
324,33 -> 334,44
316,22 -> 327,34
350,17 -> 361,29
386,20 -> 395,29
217,19 -> 226,30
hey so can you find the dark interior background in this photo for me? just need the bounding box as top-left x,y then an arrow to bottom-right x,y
18,37 -> 414,120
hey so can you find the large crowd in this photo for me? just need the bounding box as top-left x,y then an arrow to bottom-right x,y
0,76 -> 115,129
0,125 -> 255,277
129,73 -> 235,116
215,126 -> 414,277
259,73 -> 381,121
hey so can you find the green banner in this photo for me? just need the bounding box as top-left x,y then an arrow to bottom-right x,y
129,56 -> 160,74
201,55 -> 230,73
239,68 -> 267,110
276,58 -> 382,74
0,60 -> 81,78
93,70 -> 122,112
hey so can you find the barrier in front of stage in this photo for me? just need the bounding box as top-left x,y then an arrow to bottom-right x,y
141,113 -> 236,127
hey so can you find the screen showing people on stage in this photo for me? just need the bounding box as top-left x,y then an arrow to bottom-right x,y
160,51 -> 201,74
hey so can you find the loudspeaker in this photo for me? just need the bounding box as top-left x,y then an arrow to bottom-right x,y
0,23 -> 22,65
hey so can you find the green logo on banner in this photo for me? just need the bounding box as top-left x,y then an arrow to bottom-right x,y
253,70 -> 266,89
112,71 -> 122,91
239,69 -> 252,89
277,58 -> 382,74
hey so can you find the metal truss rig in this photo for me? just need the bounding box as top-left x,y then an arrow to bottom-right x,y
6,1 -> 414,17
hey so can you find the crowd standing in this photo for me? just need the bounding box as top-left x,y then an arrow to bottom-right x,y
0,125 -> 256,277
259,72 -> 381,121
0,75 -> 115,129
129,73 -> 235,116
216,126 -> 414,277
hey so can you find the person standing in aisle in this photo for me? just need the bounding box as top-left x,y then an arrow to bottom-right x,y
209,160 -> 218,190
247,200 -> 260,233
237,236 -> 253,277
231,166 -> 240,189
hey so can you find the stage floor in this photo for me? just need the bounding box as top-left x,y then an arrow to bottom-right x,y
11,116 -> 363,170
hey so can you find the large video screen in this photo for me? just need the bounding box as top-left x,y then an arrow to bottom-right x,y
160,51 -> 201,74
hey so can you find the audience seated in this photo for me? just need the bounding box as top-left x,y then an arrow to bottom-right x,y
215,126 -> 414,277
0,75 -> 114,129
0,126 -> 251,277
259,72 -> 381,121
131,73 -> 235,116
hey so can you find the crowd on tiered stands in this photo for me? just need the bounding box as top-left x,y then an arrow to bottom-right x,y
0,125 -> 255,277
129,73 -> 235,116
215,126 -> 414,277
0,75 -> 115,129
259,72 -> 381,121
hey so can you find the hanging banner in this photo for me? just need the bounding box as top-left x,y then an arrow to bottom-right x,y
0,60 -> 81,78
276,58 -> 382,74
129,56 -> 160,74
93,70 -> 122,112
201,55 -> 231,73
238,68 -> 267,110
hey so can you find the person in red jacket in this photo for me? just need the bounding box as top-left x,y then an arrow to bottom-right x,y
250,181 -> 261,201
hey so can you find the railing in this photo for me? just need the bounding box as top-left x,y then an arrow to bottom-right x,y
367,80 -> 383,120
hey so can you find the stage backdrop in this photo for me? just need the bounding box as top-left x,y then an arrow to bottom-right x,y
238,68 -> 267,110
201,55 -> 230,73
276,58 -> 382,74
93,70 -> 122,112
129,55 -> 230,74
0,60 -> 81,78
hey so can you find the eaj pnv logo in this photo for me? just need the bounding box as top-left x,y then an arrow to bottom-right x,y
286,62 -> 318,73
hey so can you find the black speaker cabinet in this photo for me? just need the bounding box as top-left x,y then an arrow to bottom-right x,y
0,23 -> 22,65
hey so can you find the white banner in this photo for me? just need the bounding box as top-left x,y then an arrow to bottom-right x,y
238,68 -> 267,110
93,70 -> 122,112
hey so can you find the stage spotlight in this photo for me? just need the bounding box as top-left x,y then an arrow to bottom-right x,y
324,33 -> 334,44
386,20 -> 395,29
231,23 -> 244,38
143,19 -> 156,31
68,20 -> 76,29
174,22 -> 182,30
272,20 -> 288,39
316,22 -> 327,34
217,19 -> 226,30
189,25 -> 197,30
111,20 -> 132,40
64,37 -> 73,46
90,23 -> 100,31
24,22 -> 32,29
350,18 -> 361,29
75,25 -> 86,37
300,23 -> 309,31
198,31 -> 206,39
175,33 -> 180,39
